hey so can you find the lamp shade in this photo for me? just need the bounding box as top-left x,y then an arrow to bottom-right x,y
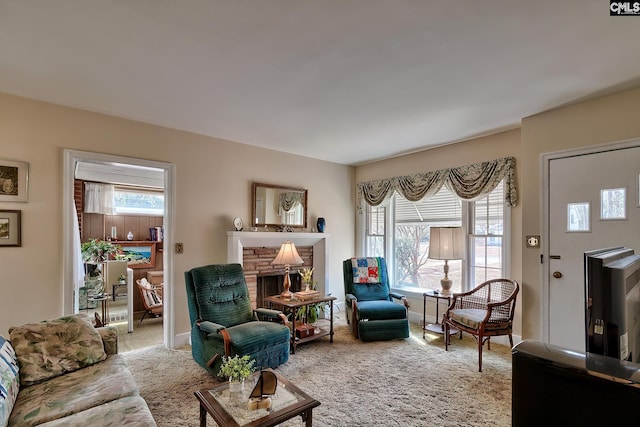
271,241 -> 304,266
428,227 -> 465,260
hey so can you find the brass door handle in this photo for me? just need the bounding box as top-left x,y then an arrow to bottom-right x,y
553,271 -> 563,279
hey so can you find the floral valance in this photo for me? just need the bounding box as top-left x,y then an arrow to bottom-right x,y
357,157 -> 517,213
279,192 -> 304,212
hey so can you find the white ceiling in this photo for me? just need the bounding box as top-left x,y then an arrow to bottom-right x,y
2,1 -> 640,165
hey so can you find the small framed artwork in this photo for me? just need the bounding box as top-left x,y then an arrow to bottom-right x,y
0,159 -> 29,202
117,242 -> 156,269
0,210 -> 22,247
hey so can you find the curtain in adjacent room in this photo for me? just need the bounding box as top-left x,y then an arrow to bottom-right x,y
72,202 -> 84,312
356,157 -> 517,212
84,182 -> 115,215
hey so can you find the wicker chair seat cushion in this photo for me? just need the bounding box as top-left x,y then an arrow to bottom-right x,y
449,308 -> 488,329
356,300 -> 407,321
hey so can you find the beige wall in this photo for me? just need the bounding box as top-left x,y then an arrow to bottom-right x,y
0,92 -> 355,337
521,86 -> 640,340
355,129 -> 524,336
4,84 -> 640,345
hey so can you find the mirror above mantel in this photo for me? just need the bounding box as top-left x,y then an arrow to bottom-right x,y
252,182 -> 308,229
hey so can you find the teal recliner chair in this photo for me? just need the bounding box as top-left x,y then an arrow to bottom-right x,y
343,257 -> 410,342
185,264 -> 291,375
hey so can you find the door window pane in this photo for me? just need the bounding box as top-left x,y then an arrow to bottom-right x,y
600,188 -> 626,220
567,202 -> 590,232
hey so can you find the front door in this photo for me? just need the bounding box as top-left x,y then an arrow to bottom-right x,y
547,142 -> 640,352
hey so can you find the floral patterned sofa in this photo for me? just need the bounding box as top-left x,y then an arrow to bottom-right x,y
0,314 -> 156,427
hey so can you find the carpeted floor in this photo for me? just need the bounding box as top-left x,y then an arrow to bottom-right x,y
123,321 -> 512,427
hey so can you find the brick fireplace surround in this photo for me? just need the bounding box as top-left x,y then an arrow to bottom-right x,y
227,231 -> 330,308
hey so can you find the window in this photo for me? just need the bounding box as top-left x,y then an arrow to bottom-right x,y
469,181 -> 506,286
366,204 -> 386,257
114,188 -> 164,215
394,187 -> 462,292
363,181 -> 507,294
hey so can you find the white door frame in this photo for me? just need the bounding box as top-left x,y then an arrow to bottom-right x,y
541,137 -> 640,343
63,149 -> 176,348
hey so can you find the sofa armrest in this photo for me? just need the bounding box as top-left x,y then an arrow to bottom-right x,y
97,326 -> 119,355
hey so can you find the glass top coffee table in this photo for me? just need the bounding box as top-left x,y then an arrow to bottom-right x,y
194,369 -> 320,427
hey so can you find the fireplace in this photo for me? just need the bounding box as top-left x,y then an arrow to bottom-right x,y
256,273 -> 303,308
227,231 -> 330,308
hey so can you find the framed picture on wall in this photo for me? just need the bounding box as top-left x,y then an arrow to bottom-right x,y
0,210 -> 21,247
118,242 -> 156,269
0,159 -> 29,202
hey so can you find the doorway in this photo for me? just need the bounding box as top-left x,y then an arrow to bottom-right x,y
542,138 -> 640,351
63,149 -> 176,349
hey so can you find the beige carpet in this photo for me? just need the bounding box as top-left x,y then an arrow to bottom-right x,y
123,321 -> 512,427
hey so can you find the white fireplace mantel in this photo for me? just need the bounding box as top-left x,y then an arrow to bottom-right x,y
227,231 -> 330,295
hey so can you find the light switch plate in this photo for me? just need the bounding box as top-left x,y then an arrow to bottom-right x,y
526,235 -> 540,248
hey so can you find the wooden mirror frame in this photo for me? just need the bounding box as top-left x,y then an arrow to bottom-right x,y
252,182 -> 308,229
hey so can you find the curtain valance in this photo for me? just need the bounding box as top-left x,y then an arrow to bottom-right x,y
357,157 -> 517,213
84,182 -> 116,215
279,192 -> 303,212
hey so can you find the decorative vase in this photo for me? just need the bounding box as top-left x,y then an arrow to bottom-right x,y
317,217 -> 326,233
229,379 -> 244,393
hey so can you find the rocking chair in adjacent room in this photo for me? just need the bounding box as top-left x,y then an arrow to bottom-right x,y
136,278 -> 163,325
443,278 -> 519,372
185,263 -> 291,375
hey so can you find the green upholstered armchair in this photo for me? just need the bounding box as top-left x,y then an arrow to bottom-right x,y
185,264 -> 291,375
342,257 -> 410,342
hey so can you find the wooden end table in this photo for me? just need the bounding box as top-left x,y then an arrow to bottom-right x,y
422,290 -> 458,338
195,368 -> 320,427
264,294 -> 336,354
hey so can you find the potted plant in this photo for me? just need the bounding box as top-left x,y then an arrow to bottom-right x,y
81,239 -> 120,263
218,355 -> 256,392
295,301 -> 330,332
118,273 -> 127,284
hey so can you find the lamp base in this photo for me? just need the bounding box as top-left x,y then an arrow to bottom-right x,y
440,278 -> 452,294
281,270 -> 293,299
280,289 -> 293,299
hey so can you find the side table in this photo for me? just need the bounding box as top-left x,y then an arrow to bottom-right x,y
422,290 -> 458,338
88,294 -> 110,327
264,294 -> 336,354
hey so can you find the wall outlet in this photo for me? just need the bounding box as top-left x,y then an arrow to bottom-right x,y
175,243 -> 184,254
526,235 -> 540,248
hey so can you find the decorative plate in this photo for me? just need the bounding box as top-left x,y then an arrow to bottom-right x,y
233,217 -> 243,231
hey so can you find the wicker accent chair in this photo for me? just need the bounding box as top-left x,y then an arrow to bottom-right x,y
136,278 -> 163,325
342,257 -> 410,342
443,278 -> 519,372
185,264 -> 291,376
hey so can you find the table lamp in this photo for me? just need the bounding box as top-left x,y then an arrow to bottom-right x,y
271,241 -> 304,298
428,226 -> 465,294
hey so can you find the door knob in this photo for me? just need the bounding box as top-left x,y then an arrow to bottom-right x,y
553,271 -> 563,278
